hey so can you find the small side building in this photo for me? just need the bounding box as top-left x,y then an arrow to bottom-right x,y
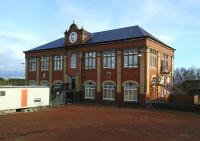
0,86 -> 49,111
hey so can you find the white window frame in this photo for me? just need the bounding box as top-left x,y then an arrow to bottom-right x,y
29,58 -> 37,71
124,48 -> 138,68
85,52 -> 96,69
124,83 -> 138,102
54,56 -> 63,70
103,83 -> 115,100
162,54 -> 168,69
103,50 -> 115,68
85,82 -> 96,99
41,56 -> 49,71
70,53 -> 77,68
150,49 -> 157,68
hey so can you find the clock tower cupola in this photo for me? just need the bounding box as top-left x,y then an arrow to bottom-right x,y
64,22 -> 92,46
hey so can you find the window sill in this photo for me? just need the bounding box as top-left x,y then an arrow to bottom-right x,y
150,67 -> 157,69
124,100 -> 138,102
103,98 -> 115,101
103,68 -> 116,69
85,97 -> 95,100
53,69 -> 63,71
124,66 -> 138,69
85,68 -> 96,70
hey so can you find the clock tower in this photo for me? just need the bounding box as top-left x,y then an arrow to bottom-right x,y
64,22 -> 91,46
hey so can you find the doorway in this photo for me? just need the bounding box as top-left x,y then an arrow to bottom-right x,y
69,76 -> 76,90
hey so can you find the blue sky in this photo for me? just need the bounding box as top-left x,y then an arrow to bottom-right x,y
0,0 -> 200,77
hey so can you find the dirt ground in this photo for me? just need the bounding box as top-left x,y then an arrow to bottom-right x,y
0,105 -> 200,141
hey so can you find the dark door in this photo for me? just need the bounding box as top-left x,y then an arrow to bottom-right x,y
71,77 -> 76,90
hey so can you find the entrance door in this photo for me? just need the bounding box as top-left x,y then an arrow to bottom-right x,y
69,76 -> 76,90
71,77 -> 76,90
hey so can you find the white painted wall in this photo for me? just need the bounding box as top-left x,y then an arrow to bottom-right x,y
0,86 -> 49,111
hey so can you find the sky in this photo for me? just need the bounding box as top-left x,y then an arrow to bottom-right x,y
0,0 -> 200,77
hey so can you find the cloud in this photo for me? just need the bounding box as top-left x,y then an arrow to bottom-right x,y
0,30 -> 46,77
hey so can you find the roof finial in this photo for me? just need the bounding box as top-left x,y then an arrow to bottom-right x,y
73,20 -> 75,24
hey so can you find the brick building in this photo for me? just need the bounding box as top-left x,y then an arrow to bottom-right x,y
24,23 -> 175,105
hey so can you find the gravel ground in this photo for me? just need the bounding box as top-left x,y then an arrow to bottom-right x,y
0,104 -> 200,141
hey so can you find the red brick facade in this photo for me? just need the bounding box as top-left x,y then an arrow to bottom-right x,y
24,23 -> 175,105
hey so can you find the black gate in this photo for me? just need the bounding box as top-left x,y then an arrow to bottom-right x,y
50,83 -> 74,106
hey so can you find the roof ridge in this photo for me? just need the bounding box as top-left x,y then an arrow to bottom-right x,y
92,25 -> 138,34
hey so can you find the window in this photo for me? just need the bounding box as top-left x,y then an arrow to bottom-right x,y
124,83 -> 137,102
162,54 -> 168,69
71,53 -> 76,68
41,81 -> 49,86
103,82 -> 115,100
124,48 -> 138,68
0,91 -> 5,96
85,82 -> 96,99
29,80 -> 37,86
54,56 -> 63,70
29,58 -> 37,71
41,56 -> 49,71
85,52 -> 96,69
150,49 -> 157,68
103,50 -> 115,68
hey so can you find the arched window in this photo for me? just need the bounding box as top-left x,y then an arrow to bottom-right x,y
124,83 -> 137,102
103,82 -> 115,100
53,81 -> 62,90
71,53 -> 76,68
85,82 -> 96,99
29,80 -> 37,86
41,81 -> 49,86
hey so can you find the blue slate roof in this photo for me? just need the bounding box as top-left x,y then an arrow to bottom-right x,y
26,25 -> 171,52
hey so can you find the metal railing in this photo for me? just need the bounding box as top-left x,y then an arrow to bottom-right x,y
161,66 -> 171,74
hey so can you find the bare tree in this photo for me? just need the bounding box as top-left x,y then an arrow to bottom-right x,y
174,67 -> 200,86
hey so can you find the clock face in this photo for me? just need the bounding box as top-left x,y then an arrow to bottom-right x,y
69,32 -> 78,43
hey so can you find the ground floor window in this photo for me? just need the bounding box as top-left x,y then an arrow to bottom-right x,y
124,83 -> 137,102
29,80 -> 37,86
41,81 -> 49,86
103,82 -> 115,100
85,82 -> 95,99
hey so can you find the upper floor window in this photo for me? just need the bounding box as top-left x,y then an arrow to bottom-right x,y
41,56 -> 49,71
103,50 -> 115,68
124,48 -> 138,68
85,52 -> 96,69
71,53 -> 76,68
162,54 -> 168,69
29,58 -> 37,71
54,56 -> 63,70
150,49 -> 157,68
